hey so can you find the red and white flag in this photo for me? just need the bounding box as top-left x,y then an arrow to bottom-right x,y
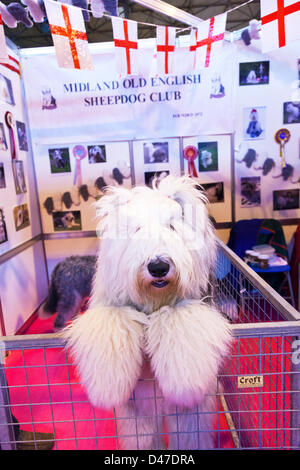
0,54 -> 20,76
0,13 -> 8,61
112,17 -> 139,75
190,13 -> 227,69
260,0 -> 300,52
44,0 -> 93,70
156,26 -> 176,75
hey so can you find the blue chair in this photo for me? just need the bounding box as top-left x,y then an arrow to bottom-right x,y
251,263 -> 295,308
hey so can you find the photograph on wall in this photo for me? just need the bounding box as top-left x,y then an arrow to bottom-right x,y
143,141 -> 169,164
201,182 -> 224,203
283,101 -> 300,124
144,170 -> 169,188
0,162 -> 6,188
198,141 -> 218,172
12,160 -> 27,194
16,121 -> 28,151
209,73 -> 225,99
0,73 -> 15,105
13,204 -> 30,232
273,188 -> 300,211
239,61 -> 270,86
41,86 -> 57,110
0,123 -> 7,150
49,148 -> 71,173
88,144 -> 106,163
52,211 -> 82,231
0,208 -> 8,244
243,107 -> 266,140
241,176 -> 261,207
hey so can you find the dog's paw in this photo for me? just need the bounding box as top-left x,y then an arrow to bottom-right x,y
64,305 -> 147,409
146,300 -> 231,407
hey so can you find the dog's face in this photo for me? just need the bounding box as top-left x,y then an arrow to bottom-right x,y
93,176 -> 216,313
201,150 -> 212,167
52,149 -> 62,159
62,212 -> 75,227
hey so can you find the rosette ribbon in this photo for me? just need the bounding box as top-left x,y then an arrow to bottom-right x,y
73,145 -> 87,187
275,128 -> 290,169
183,145 -> 198,177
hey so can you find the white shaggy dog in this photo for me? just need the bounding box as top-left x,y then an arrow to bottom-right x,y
64,176 -> 231,450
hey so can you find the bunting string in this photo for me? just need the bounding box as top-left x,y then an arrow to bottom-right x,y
2,0 -> 300,75
69,0 -> 257,32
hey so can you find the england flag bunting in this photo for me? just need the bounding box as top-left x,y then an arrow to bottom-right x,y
0,54 -> 20,76
156,26 -> 176,75
260,0 -> 300,53
0,13 -> 8,61
112,17 -> 139,76
190,13 -> 227,70
44,0 -> 93,70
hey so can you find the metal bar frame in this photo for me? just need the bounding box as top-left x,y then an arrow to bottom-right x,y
217,239 -> 300,322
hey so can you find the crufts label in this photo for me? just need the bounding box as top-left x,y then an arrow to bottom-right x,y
237,375 -> 264,389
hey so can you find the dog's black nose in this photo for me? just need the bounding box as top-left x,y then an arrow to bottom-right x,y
147,259 -> 170,278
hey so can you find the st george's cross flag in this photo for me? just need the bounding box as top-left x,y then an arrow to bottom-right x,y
44,0 -> 93,70
156,26 -> 176,75
112,17 -> 139,75
260,0 -> 300,52
0,13 -> 8,61
190,13 -> 227,70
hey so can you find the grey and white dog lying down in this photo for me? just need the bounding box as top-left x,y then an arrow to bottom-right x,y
38,255 -> 97,330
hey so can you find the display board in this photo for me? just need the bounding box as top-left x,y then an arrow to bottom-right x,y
0,47 -> 41,256
20,36 -> 300,235
35,140 -> 132,234
182,134 -> 232,224
0,43 -> 48,335
235,40 -> 300,221
21,40 -> 236,144
22,40 -> 237,234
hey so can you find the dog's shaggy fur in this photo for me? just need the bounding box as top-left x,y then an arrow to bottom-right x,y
39,255 -> 97,329
64,176 -> 231,449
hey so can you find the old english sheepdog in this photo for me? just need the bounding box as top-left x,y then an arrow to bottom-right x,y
64,176 -> 231,450
39,255 -> 97,329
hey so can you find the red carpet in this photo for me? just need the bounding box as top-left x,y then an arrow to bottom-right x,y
4,313 -> 235,450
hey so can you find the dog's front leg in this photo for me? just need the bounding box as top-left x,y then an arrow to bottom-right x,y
165,395 -> 216,450
146,300 -> 231,450
115,361 -> 165,450
64,305 -> 147,410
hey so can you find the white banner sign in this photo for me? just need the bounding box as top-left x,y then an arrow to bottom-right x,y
22,41 -> 236,144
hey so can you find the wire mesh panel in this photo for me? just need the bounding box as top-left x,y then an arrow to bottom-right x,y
0,338 -> 235,450
220,329 -> 300,449
215,240 -> 300,323
0,240 -> 299,450
0,339 -> 119,450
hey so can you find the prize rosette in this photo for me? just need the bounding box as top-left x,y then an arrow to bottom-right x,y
274,128 -> 290,168
73,145 -> 87,186
183,145 -> 198,177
